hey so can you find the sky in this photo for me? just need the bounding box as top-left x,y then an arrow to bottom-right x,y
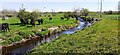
0,0 -> 119,12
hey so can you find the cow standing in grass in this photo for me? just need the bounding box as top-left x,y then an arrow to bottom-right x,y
30,19 -> 35,27
38,19 -> 44,25
49,17 -> 52,20
20,19 -> 29,26
24,19 -> 29,24
60,17 -> 64,20
66,17 -> 69,20
20,19 -> 24,24
0,23 -> 10,32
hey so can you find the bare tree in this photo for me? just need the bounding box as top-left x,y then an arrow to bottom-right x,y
73,8 -> 89,17
80,8 -> 89,17
73,8 -> 81,17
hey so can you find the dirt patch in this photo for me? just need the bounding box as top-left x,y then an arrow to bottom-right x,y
48,27 -> 59,31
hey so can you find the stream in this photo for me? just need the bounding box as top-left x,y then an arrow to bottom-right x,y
10,18 -> 92,55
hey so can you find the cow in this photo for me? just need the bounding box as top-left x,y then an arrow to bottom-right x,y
20,19 -> 24,24
24,19 -> 29,24
87,18 -> 92,23
30,19 -> 35,27
49,17 -> 52,20
66,17 -> 69,20
38,19 -> 44,25
64,16 -> 69,20
0,23 -> 10,32
20,19 -> 29,26
60,17 -> 64,20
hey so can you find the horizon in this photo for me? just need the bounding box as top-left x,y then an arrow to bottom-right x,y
0,1 -> 119,12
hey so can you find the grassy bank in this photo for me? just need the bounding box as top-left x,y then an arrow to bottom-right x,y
0,13 -> 78,46
28,15 -> 119,54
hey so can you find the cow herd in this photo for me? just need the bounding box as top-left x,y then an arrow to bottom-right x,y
0,16 -> 66,32
0,15 -> 98,32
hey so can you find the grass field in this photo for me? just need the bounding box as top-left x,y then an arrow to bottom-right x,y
28,15 -> 119,54
0,13 -> 78,46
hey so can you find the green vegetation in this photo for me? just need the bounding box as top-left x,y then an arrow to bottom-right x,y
28,15 -> 119,54
0,13 -> 77,46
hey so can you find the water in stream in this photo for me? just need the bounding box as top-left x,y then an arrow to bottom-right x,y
10,18 -> 91,55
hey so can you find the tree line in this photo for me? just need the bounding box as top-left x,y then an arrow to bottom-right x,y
103,10 -> 118,15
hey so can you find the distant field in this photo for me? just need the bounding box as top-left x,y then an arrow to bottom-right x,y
0,13 -> 78,46
29,15 -> 119,54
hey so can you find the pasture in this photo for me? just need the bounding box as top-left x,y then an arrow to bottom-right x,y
28,15 -> 119,54
0,13 -> 78,46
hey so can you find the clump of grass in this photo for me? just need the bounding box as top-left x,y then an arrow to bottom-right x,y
1,35 -> 23,46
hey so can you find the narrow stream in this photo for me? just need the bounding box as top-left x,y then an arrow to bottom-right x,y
10,18 -> 91,55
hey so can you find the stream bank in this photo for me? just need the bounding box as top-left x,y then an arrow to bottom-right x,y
1,17 -> 97,55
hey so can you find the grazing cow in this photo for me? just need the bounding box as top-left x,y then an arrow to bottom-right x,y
87,18 -> 91,23
24,19 -> 29,24
66,17 -> 69,20
38,19 -> 41,25
0,23 -> 10,32
49,17 -> 52,20
20,19 -> 24,24
20,19 -> 28,25
86,18 -> 98,24
75,16 -> 78,20
64,15 -> 67,18
71,15 -> 74,18
91,18 -> 98,24
40,19 -> 43,24
38,19 -> 44,25
60,17 -> 64,20
30,19 -> 35,27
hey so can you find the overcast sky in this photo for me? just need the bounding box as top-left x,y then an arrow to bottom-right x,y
0,0 -> 119,12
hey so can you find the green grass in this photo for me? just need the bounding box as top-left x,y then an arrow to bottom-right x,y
0,13 -> 78,46
28,15 -> 119,54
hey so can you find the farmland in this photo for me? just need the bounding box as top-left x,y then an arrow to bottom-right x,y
28,15 -> 119,54
0,1 -> 119,55
0,13 -> 78,46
